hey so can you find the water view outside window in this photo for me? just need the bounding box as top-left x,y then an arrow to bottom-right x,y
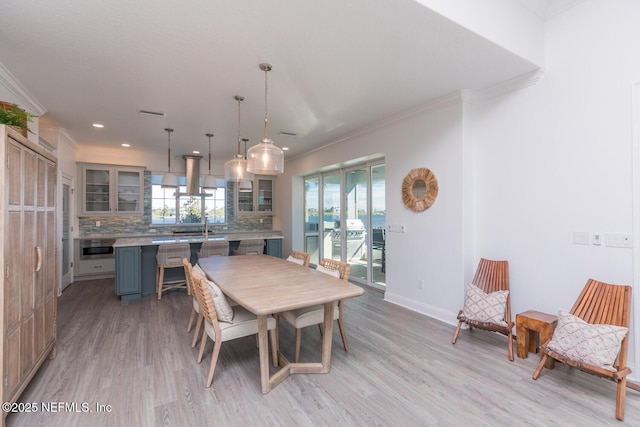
303,162 -> 385,287
151,175 -> 226,225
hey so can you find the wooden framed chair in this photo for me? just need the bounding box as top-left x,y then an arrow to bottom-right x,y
280,258 -> 350,362
451,258 -> 514,361
191,273 -> 278,387
155,243 -> 191,300
532,278 -> 632,421
232,239 -> 265,255
197,240 -> 229,259
287,250 -> 311,266
183,258 -> 204,349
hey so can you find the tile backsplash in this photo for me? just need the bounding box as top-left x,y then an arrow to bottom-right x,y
79,170 -> 273,237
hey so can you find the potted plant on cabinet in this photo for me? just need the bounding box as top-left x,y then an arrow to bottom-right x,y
0,101 -> 35,137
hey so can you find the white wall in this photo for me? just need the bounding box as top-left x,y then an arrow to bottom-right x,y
279,0 -> 639,374
471,0 -> 639,368
280,96 -> 467,324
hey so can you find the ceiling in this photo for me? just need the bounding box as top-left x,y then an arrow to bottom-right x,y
0,0 -> 554,166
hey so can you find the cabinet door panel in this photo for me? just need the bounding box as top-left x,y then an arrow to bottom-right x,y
20,313 -> 35,379
5,211 -> 22,331
25,150 -> 37,207
84,168 -> 111,213
4,326 -> 21,399
7,142 -> 22,205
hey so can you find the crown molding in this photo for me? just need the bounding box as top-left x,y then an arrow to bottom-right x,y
0,62 -> 47,116
463,68 -> 545,106
287,92 -> 463,162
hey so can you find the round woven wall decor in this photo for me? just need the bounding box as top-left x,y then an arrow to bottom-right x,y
401,167 -> 438,212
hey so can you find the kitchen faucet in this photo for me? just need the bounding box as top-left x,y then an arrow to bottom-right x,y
203,216 -> 209,240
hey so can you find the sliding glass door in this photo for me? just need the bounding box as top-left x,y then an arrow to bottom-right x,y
303,160 -> 385,288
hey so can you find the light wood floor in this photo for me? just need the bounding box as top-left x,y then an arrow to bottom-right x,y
7,278 -> 639,426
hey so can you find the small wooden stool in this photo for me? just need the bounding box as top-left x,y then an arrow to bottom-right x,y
516,310 -> 557,369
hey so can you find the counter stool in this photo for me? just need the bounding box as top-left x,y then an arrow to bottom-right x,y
198,240 -> 229,259
232,239 -> 265,255
156,243 -> 191,300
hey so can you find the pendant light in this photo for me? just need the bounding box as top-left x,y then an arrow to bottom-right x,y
161,128 -> 178,189
224,95 -> 254,182
246,63 -> 284,175
202,133 -> 217,192
238,138 -> 253,192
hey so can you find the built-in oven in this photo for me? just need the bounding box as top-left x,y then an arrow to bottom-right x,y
79,239 -> 116,260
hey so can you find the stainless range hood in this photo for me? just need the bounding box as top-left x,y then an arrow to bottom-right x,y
182,155 -> 202,196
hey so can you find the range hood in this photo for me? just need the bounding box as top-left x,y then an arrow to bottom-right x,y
182,155 -> 202,196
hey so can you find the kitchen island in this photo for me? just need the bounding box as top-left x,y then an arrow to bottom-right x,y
113,233 -> 283,301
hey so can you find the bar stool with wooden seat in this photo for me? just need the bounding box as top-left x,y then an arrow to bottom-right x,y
156,242 -> 191,300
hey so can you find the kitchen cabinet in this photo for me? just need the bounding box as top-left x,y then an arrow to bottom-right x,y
79,163 -> 144,216
1,125 -> 57,420
235,176 -> 275,215
115,246 -> 141,300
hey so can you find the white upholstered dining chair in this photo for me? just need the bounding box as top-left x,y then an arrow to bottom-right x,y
279,258 -> 350,362
190,266 -> 278,387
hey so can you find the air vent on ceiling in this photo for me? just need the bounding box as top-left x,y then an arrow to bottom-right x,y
279,131 -> 297,136
139,109 -> 166,117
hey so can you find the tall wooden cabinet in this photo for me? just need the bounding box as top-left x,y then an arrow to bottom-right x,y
1,126 -> 57,421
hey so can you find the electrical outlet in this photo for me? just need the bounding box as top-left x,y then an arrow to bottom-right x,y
592,232 -> 602,246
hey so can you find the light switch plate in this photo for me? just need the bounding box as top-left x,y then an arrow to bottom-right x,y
387,224 -> 406,233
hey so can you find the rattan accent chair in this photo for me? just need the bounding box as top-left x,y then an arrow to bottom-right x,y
288,250 -> 311,266
197,240 -> 229,259
232,239 -> 265,255
191,271 -> 278,387
280,258 -> 350,362
451,258 -> 514,361
155,243 -> 191,300
532,278 -> 632,421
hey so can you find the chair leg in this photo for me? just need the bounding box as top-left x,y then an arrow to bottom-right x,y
532,353 -> 548,379
192,314 -> 203,348
338,317 -> 349,351
206,339 -> 222,388
269,328 -> 278,368
452,320 -> 463,344
197,332 -> 208,364
186,308 -> 196,333
157,265 -> 164,300
507,329 -> 514,361
294,328 -> 302,363
616,377 -> 627,421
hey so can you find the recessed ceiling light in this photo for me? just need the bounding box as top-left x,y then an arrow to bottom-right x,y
192,150 -> 200,154
282,147 -> 289,151
121,143 -> 130,147
93,123 -> 104,128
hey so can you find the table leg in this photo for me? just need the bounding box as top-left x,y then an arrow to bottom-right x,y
257,315 -> 270,393
516,322 -> 528,359
321,302 -> 334,373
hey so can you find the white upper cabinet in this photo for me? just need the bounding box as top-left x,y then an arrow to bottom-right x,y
80,163 -> 144,216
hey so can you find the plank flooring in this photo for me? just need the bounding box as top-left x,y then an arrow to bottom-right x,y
6,278 -> 639,426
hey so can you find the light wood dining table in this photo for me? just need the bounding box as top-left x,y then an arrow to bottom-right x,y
198,254 -> 365,394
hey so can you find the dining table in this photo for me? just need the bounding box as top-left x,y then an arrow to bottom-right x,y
198,254 -> 365,394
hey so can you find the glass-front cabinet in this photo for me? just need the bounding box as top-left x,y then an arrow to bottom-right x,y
235,176 -> 274,215
256,178 -> 274,213
80,163 -> 144,215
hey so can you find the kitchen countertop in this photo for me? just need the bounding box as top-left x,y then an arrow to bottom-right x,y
113,233 -> 283,248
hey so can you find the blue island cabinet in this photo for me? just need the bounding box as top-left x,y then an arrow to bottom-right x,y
115,246 -> 141,300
